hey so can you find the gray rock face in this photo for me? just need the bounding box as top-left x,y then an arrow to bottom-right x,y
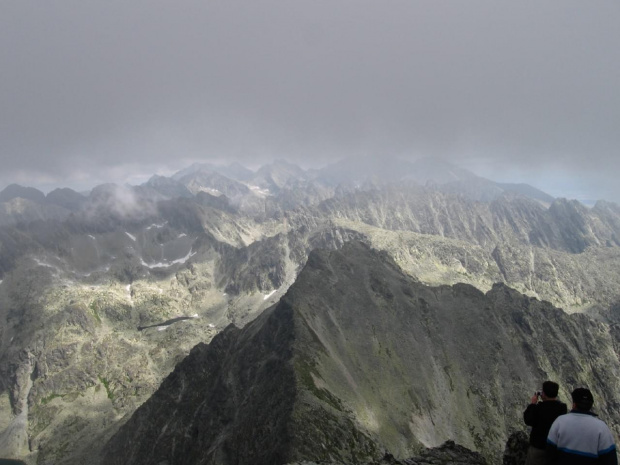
0,185 -> 46,204
101,242 -> 620,465
103,316 -> 298,465
502,431 -> 528,465
0,198 -> 70,227
285,440 -> 487,465
143,175 -> 194,199
252,159 -> 310,193
317,187 -> 620,254
45,188 -> 87,211
2,161 -> 620,464
396,440 -> 487,465
178,169 -> 251,198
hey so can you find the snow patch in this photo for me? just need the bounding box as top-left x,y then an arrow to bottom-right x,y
177,233 -> 187,238
191,313 -> 199,318
146,222 -> 167,230
140,249 -> 197,269
88,235 -> 96,240
263,290 -> 277,300
75,264 -> 110,278
157,326 -> 168,331
125,232 -> 137,241
248,185 -> 272,197
33,259 -> 57,270
208,324 -> 215,328
199,187 -> 222,196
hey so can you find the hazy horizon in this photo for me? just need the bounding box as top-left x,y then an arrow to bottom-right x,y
0,156 -> 605,206
2,1 -> 618,203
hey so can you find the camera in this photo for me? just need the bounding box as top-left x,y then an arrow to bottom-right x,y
535,391 -> 542,397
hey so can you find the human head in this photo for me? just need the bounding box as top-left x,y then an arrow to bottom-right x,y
542,381 -> 559,399
571,387 -> 594,411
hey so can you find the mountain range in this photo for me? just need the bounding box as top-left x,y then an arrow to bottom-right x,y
1,157 -> 619,464
102,242 -> 620,465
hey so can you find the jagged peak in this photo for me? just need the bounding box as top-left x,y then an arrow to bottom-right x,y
101,237 -> 620,465
0,183 -> 46,203
593,199 -> 620,211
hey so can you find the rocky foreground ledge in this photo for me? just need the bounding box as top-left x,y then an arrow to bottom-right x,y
285,440 -> 488,465
285,432 -> 529,465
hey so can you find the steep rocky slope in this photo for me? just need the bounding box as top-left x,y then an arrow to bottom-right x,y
0,185 -> 86,227
331,218 -> 620,315
2,161 -> 620,464
316,187 -> 620,254
0,198 -> 70,227
285,440 -> 488,465
102,242 -> 620,465
0,208 -> 364,463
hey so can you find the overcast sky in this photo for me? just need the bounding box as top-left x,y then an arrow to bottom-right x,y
1,1 -> 619,202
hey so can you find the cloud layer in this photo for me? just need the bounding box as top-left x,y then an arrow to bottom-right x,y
1,1 -> 619,201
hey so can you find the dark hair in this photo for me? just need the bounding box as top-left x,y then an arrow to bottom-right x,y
542,381 -> 559,398
571,388 -> 594,411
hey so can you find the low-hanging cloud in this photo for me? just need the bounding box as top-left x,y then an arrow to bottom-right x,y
1,1 -> 619,202
85,184 -> 159,222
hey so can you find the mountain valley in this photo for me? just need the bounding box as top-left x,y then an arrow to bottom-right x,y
1,158 -> 620,464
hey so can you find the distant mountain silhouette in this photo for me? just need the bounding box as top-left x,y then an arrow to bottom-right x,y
0,184 -> 45,203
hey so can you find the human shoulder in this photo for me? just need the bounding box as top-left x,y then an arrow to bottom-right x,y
541,400 -> 567,413
524,402 -> 541,415
551,410 -> 579,425
565,411 -> 608,427
591,414 -> 613,430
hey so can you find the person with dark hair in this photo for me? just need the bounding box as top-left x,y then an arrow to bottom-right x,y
524,381 -> 568,465
547,387 -> 617,465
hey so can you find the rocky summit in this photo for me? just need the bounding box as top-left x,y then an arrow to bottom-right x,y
102,241 -> 620,465
2,159 -> 620,464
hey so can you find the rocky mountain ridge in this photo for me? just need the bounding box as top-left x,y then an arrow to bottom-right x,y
101,242 -> 620,465
0,157 -> 551,228
1,158 -> 620,464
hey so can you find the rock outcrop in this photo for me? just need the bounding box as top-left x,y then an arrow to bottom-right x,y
3,160 -> 620,464
285,440 -> 488,465
102,242 -> 620,465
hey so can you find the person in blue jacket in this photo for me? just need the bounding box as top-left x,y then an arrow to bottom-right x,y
547,387 -> 617,465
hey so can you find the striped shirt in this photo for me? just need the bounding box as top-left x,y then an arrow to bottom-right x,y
547,411 -> 617,465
